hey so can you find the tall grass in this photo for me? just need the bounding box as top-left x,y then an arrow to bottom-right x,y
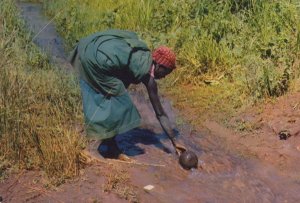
44,0 -> 300,100
0,0 -> 84,184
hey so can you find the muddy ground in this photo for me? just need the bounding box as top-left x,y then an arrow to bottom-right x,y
1,2 -> 300,203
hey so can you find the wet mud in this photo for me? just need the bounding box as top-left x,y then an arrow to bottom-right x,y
17,2 -> 68,66
2,2 -> 300,203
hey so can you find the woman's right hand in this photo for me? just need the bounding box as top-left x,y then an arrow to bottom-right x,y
174,143 -> 187,155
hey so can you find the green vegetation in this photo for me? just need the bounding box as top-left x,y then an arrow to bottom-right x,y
0,0 -> 83,184
42,0 -> 300,123
44,0 -> 300,99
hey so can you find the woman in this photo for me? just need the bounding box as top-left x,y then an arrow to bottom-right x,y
69,29 -> 186,161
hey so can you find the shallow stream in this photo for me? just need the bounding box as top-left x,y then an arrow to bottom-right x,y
16,2 -> 300,202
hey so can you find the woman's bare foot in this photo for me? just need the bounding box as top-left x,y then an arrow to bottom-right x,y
81,137 -> 134,163
81,139 -> 103,163
118,153 -> 134,162
101,137 -> 134,162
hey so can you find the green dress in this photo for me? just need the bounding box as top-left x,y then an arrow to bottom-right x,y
68,29 -> 152,140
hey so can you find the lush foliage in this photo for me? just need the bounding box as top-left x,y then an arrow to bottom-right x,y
44,0 -> 300,99
0,0 -> 83,184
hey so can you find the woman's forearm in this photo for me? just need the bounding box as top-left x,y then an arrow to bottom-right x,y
157,115 -> 176,146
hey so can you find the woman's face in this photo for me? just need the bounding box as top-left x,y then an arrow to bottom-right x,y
154,63 -> 173,79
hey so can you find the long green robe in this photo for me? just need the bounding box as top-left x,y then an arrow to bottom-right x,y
68,29 -> 152,140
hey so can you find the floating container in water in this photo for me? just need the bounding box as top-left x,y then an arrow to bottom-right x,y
179,150 -> 198,170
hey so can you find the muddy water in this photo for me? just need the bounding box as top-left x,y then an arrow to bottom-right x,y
127,92 -> 300,203
17,2 -> 68,66
16,2 -> 300,203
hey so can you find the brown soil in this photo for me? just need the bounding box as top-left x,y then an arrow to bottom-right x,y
2,89 -> 300,202
215,92 -> 300,178
2,2 -> 300,203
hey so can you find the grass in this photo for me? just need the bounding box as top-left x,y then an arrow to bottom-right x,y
0,0 -> 84,185
42,0 -> 300,120
103,164 -> 139,202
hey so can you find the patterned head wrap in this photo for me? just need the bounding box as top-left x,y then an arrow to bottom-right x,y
152,46 -> 176,69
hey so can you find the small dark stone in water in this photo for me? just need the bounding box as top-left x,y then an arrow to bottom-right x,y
279,130 -> 291,140
179,150 -> 198,170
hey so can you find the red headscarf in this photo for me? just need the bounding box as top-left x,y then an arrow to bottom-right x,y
152,46 -> 176,69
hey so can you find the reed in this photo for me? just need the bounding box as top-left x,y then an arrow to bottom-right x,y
0,0 -> 84,185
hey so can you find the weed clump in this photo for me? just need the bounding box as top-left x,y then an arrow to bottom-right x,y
103,165 -> 139,202
0,0 -> 84,184
42,0 -> 300,122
